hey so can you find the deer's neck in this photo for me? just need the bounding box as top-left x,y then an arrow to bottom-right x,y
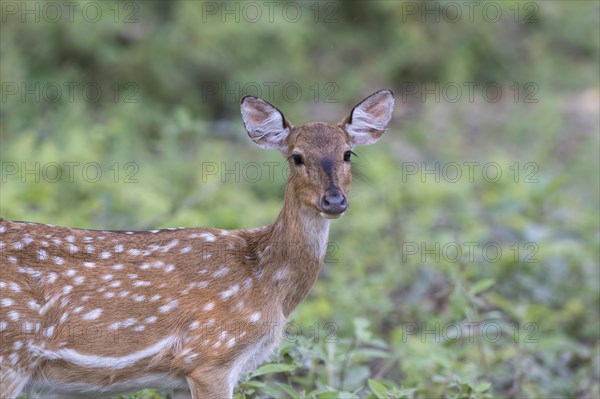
257,185 -> 330,317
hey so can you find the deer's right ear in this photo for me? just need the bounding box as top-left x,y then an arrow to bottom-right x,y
241,96 -> 291,152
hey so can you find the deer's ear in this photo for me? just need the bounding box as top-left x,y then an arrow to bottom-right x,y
342,89 -> 394,147
241,96 -> 291,151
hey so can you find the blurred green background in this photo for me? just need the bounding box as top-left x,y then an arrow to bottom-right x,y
1,1 -> 599,398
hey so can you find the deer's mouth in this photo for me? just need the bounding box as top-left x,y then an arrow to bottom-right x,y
319,211 -> 345,219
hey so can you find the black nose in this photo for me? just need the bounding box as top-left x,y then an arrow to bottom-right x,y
321,189 -> 348,214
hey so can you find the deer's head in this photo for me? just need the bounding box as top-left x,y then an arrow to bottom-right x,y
241,89 -> 394,219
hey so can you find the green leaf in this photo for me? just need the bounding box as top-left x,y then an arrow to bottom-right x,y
474,381 -> 492,393
313,389 -> 344,399
449,290 -> 468,318
368,379 -> 389,399
274,382 -> 301,399
470,279 -> 496,295
249,362 -> 297,377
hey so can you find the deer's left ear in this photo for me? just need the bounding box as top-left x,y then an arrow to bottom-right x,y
342,89 -> 394,147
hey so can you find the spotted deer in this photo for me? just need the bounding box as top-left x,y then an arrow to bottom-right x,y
0,89 -> 394,398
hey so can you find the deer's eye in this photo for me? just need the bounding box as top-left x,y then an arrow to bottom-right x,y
291,154 -> 304,166
343,151 -> 354,162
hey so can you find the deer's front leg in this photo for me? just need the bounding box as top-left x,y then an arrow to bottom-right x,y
186,370 -> 233,399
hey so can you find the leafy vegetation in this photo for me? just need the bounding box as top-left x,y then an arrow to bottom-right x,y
1,1 -> 598,398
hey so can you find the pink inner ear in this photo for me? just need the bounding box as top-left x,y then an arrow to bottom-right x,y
361,91 -> 394,119
242,98 -> 290,150
247,108 -> 268,126
345,91 -> 394,146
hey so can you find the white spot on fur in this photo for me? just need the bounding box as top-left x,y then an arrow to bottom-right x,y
158,300 -> 178,313
9,282 -> 21,292
1,298 -> 14,307
212,267 -> 230,278
161,239 -> 180,252
27,300 -> 40,311
203,302 -> 215,311
180,246 -> 191,254
219,284 -> 239,300
164,264 -> 175,273
44,326 -> 55,338
83,262 -> 95,268
250,312 -> 261,323
273,268 -> 289,281
150,294 -> 161,302
37,249 -> 48,260
200,233 -> 216,242
82,309 -> 102,320
74,276 -> 85,285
